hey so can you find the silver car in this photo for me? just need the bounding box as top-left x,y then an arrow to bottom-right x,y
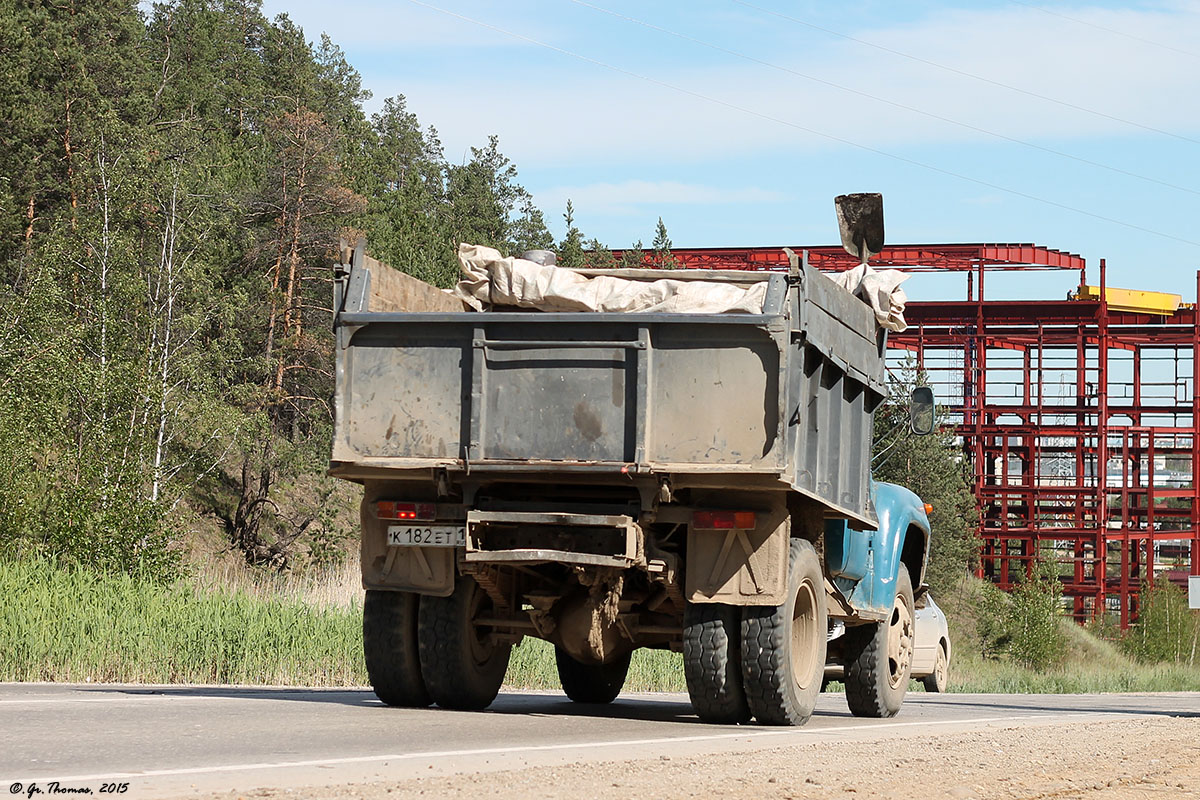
911,594 -> 951,692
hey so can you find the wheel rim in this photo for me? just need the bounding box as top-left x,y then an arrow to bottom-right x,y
790,579 -> 819,691
934,647 -> 948,689
886,594 -> 914,690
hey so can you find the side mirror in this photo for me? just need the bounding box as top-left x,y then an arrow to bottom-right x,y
910,386 -> 935,435
835,193 -> 885,264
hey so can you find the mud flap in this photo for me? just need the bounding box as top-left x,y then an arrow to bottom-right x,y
685,507 -> 788,606
360,493 -> 456,596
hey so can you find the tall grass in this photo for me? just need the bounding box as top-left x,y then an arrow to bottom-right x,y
5,558 -> 1198,694
192,557 -> 363,610
0,558 -> 365,685
0,558 -> 684,689
935,574 -> 1200,693
947,656 -> 1200,693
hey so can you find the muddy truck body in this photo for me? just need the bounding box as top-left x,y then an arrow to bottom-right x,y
331,207 -> 932,725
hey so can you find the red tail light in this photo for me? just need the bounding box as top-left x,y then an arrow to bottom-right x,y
376,501 -> 436,521
692,511 -> 757,530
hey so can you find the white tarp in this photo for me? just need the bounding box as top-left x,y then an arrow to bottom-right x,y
454,243 -> 768,314
832,262 -> 909,332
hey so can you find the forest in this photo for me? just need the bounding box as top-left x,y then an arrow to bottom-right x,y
0,0 -> 658,578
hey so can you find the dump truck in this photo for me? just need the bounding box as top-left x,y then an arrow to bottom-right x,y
330,194 -> 934,726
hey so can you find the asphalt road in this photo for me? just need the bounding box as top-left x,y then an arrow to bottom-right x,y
2,684 -> 1198,799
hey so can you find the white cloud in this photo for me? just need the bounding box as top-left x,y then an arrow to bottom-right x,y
536,180 -> 787,216
374,3 -> 1200,166
261,0 -> 561,49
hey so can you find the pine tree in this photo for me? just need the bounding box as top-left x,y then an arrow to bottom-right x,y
872,366 -> 979,593
364,95 -> 451,285
652,216 -> 678,269
558,200 -> 585,268
446,136 -> 551,259
620,239 -> 645,269
583,238 -> 617,270
0,1 -> 566,575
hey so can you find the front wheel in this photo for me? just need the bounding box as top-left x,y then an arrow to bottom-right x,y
843,568 -> 915,717
555,648 -> 631,704
418,576 -> 511,710
740,538 -> 828,726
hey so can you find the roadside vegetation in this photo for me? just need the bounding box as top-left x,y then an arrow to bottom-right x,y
0,558 -> 363,685
5,555 -> 1199,693
0,557 -> 684,689
935,574 -> 1200,693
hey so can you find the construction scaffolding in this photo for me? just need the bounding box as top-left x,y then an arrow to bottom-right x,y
615,244 -> 1200,626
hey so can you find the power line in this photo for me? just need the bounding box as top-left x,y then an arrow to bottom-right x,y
570,0 -> 1200,198
1007,0 -> 1200,60
403,0 -> 1200,248
732,0 -> 1200,147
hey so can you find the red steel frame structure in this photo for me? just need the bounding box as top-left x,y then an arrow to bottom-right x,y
613,244 -> 1200,625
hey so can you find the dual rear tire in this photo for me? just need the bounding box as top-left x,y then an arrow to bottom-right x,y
363,589 -> 429,707
683,538 -> 915,725
365,580 -> 632,710
367,548 -> 915,722
364,577 -> 511,711
683,538 -> 827,726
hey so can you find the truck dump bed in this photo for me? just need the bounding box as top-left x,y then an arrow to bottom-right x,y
331,247 -> 886,526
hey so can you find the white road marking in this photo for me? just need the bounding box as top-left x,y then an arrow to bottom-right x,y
0,695 -> 246,705
14,713 -> 1101,784
0,691 -> 359,706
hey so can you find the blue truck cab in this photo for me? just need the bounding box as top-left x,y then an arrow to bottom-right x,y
827,481 -> 931,616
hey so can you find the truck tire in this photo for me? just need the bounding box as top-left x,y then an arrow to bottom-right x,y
417,575 -> 511,710
363,590 -> 431,708
740,538 -> 827,726
555,647 -> 631,704
683,603 -> 751,724
923,640 -> 949,693
843,568 -> 915,717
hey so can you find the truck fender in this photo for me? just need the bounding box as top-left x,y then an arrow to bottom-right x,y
869,481 -> 931,609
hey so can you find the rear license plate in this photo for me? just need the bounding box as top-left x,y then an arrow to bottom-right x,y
386,525 -> 465,548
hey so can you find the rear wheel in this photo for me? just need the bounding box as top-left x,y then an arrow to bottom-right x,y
363,590 -> 431,707
843,568 -> 915,717
740,538 -> 827,726
555,648 -> 631,704
923,641 -> 949,693
418,576 -> 511,710
683,603 -> 751,724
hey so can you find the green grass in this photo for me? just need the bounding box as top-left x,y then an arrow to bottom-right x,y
507,637 -> 685,692
0,558 -> 365,685
933,575 -> 1200,693
3,557 -> 1198,694
0,558 -> 685,689
946,656 -> 1200,693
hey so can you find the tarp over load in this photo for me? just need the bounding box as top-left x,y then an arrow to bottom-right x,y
453,244 -> 769,314
452,242 -> 909,330
831,262 -> 909,332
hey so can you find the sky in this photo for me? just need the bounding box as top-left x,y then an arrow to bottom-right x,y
261,0 -> 1200,302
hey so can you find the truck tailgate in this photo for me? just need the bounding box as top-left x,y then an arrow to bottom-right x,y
333,313 -> 785,470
